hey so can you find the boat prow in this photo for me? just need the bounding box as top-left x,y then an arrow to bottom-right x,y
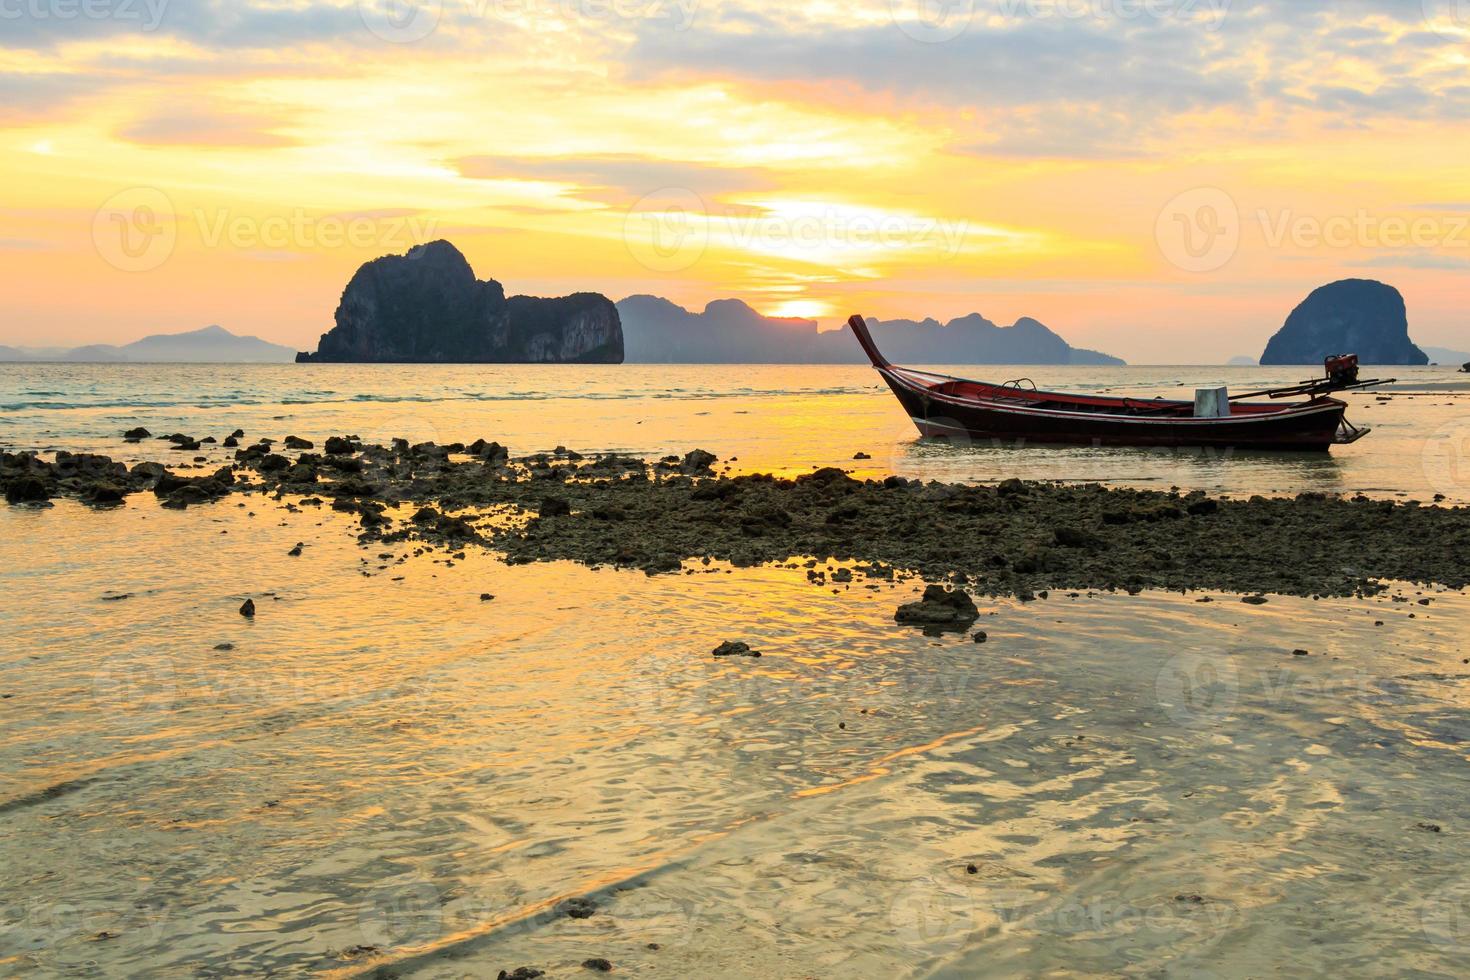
847,314 -> 1390,453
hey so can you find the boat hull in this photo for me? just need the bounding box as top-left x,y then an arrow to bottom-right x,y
882,372 -> 1347,452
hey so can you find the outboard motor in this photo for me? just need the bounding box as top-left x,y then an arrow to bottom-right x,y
1324,353 -> 1360,387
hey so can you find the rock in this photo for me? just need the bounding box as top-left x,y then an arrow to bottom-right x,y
540,496 -> 571,517
222,436 -> 239,448
558,897 -> 597,919
1242,595 -> 1269,605
1292,649 -> 1310,657
997,478 -> 1028,496
324,436 -> 355,455
480,593 -> 495,601
82,483 -> 126,505
497,970 -> 544,980
853,451 -> 871,460
214,643 -> 234,651
239,598 -> 256,617
1417,822 -> 1442,833
1260,279 -> 1428,365
283,436 -> 313,449
973,631 -> 988,643
231,429 -> 245,439
582,959 -> 613,972
1053,526 -> 1104,549
713,640 -> 761,658
895,586 -> 980,631
681,448 -> 717,474
123,427 -> 151,439
469,439 -> 510,463
256,454 -> 290,473
296,240 -> 624,364
5,475 -> 50,503
1186,498 -> 1219,516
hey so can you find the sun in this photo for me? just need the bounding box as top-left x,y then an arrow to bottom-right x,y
767,299 -> 834,320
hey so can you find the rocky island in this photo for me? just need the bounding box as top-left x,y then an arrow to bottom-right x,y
1260,279 -> 1428,366
297,241 -> 623,363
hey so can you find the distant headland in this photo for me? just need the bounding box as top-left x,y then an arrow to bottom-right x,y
617,296 -> 1125,365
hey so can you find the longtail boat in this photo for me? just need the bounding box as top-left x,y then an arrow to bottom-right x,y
847,314 -> 1391,452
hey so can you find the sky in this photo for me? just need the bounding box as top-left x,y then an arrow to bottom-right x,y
1,0 -> 1467,363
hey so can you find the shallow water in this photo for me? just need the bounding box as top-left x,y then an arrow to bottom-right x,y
3,492 -> 1469,977
4,362 -> 1470,502
4,363 -> 1470,977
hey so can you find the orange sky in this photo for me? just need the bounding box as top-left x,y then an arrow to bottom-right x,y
2,0 -> 1468,362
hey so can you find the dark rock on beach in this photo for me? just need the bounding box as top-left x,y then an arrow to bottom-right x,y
896,586 -> 980,631
558,897 -> 597,919
5,474 -> 50,504
713,640 -> 761,658
11,439 -> 1470,601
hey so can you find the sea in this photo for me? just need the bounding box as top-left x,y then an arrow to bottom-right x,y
3,362 -> 1469,977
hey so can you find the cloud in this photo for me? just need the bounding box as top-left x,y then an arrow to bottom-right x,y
116,102 -> 298,147
620,0 -> 1470,156
453,154 -> 779,204
0,72 -> 100,121
1348,250 -> 1470,270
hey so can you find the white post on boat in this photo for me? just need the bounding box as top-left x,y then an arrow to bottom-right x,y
1194,386 -> 1230,417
